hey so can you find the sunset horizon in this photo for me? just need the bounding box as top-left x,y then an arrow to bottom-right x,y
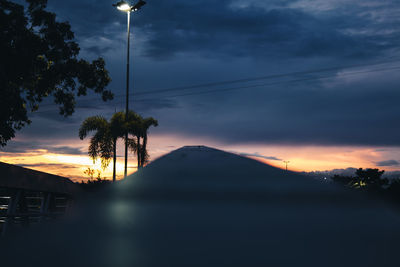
2,133 -> 400,182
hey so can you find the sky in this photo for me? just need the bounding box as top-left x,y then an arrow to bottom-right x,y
1,0 -> 400,181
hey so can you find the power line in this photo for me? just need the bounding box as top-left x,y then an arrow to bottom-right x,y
30,60 -> 400,114
41,56 -> 400,106
133,57 -> 400,96
133,65 -> 400,99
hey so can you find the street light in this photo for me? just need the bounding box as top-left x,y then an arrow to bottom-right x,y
113,0 -> 146,178
116,2 -> 131,12
113,0 -> 146,12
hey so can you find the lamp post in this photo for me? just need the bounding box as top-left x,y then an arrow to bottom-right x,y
113,0 -> 146,178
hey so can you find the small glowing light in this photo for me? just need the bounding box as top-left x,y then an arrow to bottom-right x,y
117,3 -> 131,11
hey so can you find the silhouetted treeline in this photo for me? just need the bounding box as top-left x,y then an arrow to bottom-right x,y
78,178 -> 112,192
331,168 -> 400,207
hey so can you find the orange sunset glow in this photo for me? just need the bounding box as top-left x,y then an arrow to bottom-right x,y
1,134 -> 399,182
0,138 -> 137,182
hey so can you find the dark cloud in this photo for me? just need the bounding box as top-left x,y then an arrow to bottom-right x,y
46,0 -> 117,38
376,160 -> 400,167
375,149 -> 389,152
0,141 -> 41,153
30,109 -> 80,124
17,163 -> 78,169
85,45 -> 114,56
46,146 -> 84,155
40,0 -> 397,61
237,152 -> 282,161
0,141 -> 84,155
134,98 -> 179,111
152,68 -> 400,146
20,96 -> 178,141
136,0 -> 388,60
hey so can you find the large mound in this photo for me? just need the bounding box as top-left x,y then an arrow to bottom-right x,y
119,145 -> 338,197
2,146 -> 400,267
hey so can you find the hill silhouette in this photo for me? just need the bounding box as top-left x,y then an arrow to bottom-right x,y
118,145 -> 341,200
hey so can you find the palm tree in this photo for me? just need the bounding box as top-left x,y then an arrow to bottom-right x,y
139,117 -> 158,167
109,112 -> 127,181
79,113 -> 126,182
124,111 -> 143,169
79,111 -> 154,180
127,116 -> 158,168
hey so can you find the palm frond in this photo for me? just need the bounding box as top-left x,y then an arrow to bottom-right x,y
143,117 -> 158,129
110,111 -> 126,138
126,137 -> 138,153
79,116 -> 108,139
141,149 -> 150,165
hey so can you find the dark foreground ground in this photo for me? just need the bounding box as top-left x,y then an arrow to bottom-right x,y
1,146 -> 400,267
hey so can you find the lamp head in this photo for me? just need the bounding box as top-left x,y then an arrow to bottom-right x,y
113,1 -> 132,12
113,0 -> 146,12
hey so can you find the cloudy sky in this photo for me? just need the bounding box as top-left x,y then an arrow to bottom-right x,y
1,0 -> 400,181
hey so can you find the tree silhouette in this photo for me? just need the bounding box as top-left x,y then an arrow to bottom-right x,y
126,115 -> 158,168
139,117 -> 158,167
354,168 -> 388,189
124,111 -> 143,168
0,0 -> 112,146
79,114 -> 124,182
79,111 -> 143,182
79,111 -> 157,179
332,168 -> 388,191
83,167 -> 102,180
